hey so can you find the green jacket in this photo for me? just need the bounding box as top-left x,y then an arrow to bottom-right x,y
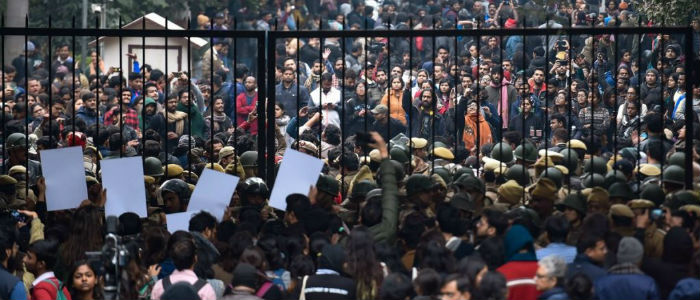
369,159 -> 399,244
176,102 -> 205,139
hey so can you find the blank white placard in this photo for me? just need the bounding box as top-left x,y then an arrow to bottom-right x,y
101,157 -> 148,218
40,147 -> 88,211
268,148 -> 324,210
187,168 -> 239,221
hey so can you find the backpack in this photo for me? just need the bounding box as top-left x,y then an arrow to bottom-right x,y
42,278 -> 69,300
162,276 -> 208,293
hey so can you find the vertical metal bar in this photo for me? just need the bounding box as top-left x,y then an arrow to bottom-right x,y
567,16 -> 573,192
164,17 -> 168,169
408,18 -> 413,173
187,18 -> 192,183
430,18 -> 436,173
141,16 -> 146,160
263,31 -> 274,184
454,22 -> 460,156
684,28 -> 694,188
233,17 -> 238,150
387,18 -> 392,147
318,17 -> 323,157
476,18 -> 481,161
363,17 -> 368,154
93,16 -> 98,149
613,29 -> 619,165
24,16 -> 28,183
48,17 -> 53,147
1,16 -> 5,169
590,21 -> 595,166
118,17 -> 123,158
636,17 -> 642,196
340,18 -> 346,197
295,16 -> 300,151
209,18 -> 214,168
543,16 -> 549,177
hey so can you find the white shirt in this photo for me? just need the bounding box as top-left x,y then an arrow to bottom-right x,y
310,87 -> 341,128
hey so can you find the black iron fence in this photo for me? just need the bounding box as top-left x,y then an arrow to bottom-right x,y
0,17 -> 697,194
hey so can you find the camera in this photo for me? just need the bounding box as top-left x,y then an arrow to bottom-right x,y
1,209 -> 29,223
557,40 -> 567,51
368,41 -> 386,54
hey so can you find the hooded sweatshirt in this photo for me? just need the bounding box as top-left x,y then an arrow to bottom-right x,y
497,225 -> 541,300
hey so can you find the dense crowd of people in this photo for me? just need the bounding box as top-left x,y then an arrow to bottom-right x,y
0,0 -> 700,299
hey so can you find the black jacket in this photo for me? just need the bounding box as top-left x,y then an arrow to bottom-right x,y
297,273 -> 356,300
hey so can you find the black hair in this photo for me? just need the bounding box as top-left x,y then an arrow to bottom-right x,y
457,255 -> 487,284
169,232 -> 197,271
398,212 -> 426,249
289,254 -> 315,279
483,208 -> 508,236
479,271 -> 508,300
646,140 -> 665,162
644,112 -> 663,134
360,196 -> 382,227
477,237 -> 505,270
188,211 -> 217,232
29,239 -> 59,270
544,215 -> 570,243
566,273 -> 593,300
576,232 -> 603,254
380,272 -> 414,300
437,204 -> 467,236
323,124 -> 341,145
443,273 -> 472,295
413,268 -> 442,297
108,132 -> 124,151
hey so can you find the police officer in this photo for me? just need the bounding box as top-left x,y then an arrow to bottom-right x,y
4,133 -> 41,186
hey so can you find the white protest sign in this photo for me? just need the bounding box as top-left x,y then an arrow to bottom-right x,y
166,211 -> 197,233
268,148 -> 324,210
187,168 -> 239,221
101,157 -> 148,217
40,147 -> 89,211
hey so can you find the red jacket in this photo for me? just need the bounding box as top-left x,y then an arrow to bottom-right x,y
497,261 -> 540,300
236,92 -> 257,126
31,277 -> 72,300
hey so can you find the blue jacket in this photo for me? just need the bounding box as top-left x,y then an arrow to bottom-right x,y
668,278 -> 700,300
566,254 -> 607,282
538,287 -> 568,300
594,269 -> 660,300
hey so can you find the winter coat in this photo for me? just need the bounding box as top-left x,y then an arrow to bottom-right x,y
368,159 -> 399,244
594,263 -> 660,300
497,225 -> 540,300
566,254 -> 607,282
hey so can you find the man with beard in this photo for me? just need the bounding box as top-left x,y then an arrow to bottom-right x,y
141,95 -> 165,137
204,96 -> 234,139
528,68 -> 547,100
640,68 -> 662,106
310,73 -> 342,129
0,226 -> 27,300
411,89 -> 446,140
236,76 -> 258,128
276,67 -> 310,118
164,94 -> 188,150
304,59 -> 324,92
485,66 -> 517,129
